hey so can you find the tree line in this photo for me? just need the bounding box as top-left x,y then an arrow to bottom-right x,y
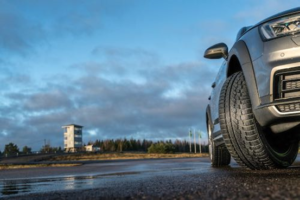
0,142 -> 63,156
1,139 -> 208,156
89,138 -> 208,153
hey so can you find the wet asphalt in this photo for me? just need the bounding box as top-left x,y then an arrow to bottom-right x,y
1,156 -> 300,200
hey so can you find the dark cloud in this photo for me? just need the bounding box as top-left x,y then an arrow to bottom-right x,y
3,74 -> 32,86
23,90 -> 73,111
0,12 -> 45,56
88,46 -> 161,78
51,6 -> 102,37
0,1 -> 106,57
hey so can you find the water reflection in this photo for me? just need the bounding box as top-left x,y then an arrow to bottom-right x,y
0,171 -> 142,197
64,177 -> 75,190
1,180 -> 31,196
2,182 -> 18,195
0,174 -> 120,197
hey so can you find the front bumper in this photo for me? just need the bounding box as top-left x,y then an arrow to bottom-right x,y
251,35 -> 300,129
254,101 -> 300,133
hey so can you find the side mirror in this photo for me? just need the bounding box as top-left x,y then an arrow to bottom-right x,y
204,43 -> 228,60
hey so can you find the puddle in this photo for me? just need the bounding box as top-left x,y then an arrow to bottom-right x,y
0,163 -> 205,198
0,172 -> 141,197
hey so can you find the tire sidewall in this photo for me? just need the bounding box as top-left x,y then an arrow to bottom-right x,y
258,124 -> 299,168
207,116 -> 214,162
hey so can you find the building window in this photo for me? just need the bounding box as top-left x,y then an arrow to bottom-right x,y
64,137 -> 68,140
74,134 -> 82,138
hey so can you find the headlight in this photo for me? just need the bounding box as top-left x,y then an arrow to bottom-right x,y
260,14 -> 300,40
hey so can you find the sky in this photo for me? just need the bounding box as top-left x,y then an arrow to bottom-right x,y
0,0 -> 299,151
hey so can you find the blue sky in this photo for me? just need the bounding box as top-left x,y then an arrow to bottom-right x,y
0,0 -> 298,150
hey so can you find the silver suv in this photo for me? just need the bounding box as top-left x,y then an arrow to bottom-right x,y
205,7 -> 300,169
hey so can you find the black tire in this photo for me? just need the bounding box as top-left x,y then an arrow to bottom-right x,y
207,117 -> 231,167
219,72 -> 299,170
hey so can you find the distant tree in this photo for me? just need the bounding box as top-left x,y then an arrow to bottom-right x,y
4,143 -> 19,155
148,143 -> 165,153
129,138 -> 137,151
40,144 -> 50,153
52,147 -> 58,153
41,145 -> 64,153
111,140 -> 117,151
40,143 -> 62,153
116,139 -> 123,152
148,142 -> 175,154
164,142 -> 175,153
94,140 -> 101,147
22,146 -> 32,154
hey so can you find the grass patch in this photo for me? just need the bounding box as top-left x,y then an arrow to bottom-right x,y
48,152 -> 209,161
0,163 -> 81,170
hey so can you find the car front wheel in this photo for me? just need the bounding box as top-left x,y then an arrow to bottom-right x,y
219,72 -> 299,170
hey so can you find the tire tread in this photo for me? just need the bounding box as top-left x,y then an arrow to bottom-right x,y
219,72 -> 276,169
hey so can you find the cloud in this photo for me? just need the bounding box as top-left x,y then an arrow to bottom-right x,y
92,46 -> 159,60
51,6 -> 102,37
0,1 -> 107,58
0,46 -> 215,150
0,11 -> 45,56
23,90 -> 73,112
90,46 -> 161,74
2,74 -> 32,89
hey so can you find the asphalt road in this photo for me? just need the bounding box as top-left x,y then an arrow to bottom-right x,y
2,156 -> 300,200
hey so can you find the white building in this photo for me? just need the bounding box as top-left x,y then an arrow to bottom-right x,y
85,144 -> 101,152
62,124 -> 83,152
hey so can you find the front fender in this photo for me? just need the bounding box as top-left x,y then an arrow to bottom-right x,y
227,40 -> 270,126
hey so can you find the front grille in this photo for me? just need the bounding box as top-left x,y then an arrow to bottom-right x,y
276,103 -> 300,112
285,80 -> 300,90
273,67 -> 300,100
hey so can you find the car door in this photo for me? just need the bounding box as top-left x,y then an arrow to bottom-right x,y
210,61 -> 227,136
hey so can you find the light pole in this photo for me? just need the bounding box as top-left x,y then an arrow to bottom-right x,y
189,130 -> 192,153
198,131 -> 202,154
194,129 -> 196,154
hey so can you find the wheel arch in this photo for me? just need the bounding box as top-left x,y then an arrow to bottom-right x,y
227,55 -> 242,77
226,40 -> 262,123
227,40 -> 253,78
